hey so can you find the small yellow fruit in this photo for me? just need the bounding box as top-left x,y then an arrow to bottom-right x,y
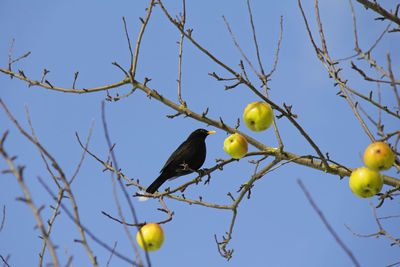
136,223 -> 165,252
364,142 -> 395,171
349,167 -> 383,198
243,101 -> 274,132
223,133 -> 248,159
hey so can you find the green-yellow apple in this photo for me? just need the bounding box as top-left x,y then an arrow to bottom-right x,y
223,133 -> 248,159
136,223 -> 165,252
349,167 -> 383,198
364,141 -> 395,171
243,101 -> 273,132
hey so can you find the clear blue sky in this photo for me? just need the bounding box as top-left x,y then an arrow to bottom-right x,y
1,0 -> 399,266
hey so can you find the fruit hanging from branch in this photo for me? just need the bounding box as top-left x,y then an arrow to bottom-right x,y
223,133 -> 248,159
243,101 -> 274,132
364,142 -> 395,171
136,223 -> 165,252
349,167 -> 383,198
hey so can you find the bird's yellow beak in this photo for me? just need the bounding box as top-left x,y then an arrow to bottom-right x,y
207,130 -> 216,135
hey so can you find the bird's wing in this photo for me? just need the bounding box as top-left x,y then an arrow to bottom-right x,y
159,139 -> 190,173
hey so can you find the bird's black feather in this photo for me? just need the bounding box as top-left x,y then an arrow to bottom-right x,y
146,129 -> 214,194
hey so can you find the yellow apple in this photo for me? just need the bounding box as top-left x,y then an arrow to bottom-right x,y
349,167 -> 383,198
223,133 -> 248,159
243,101 -> 273,132
364,142 -> 395,171
136,223 -> 165,252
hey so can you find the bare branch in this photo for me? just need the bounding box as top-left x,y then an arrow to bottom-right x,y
177,0 -> 187,106
68,119 -> 94,184
222,15 -> 260,78
0,68 -> 130,93
37,177 -> 140,266
100,101 -> 149,266
106,241 -> 118,267
0,205 -> 5,232
0,132 -> 60,267
131,0 -> 155,78
0,254 -> 11,267
355,0 -> 400,26
386,53 -> 400,108
298,179 -> 361,267
0,99 -> 98,266
266,15 -> 284,79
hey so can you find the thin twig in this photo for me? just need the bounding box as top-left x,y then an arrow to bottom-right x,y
8,38 -> 14,71
177,0 -> 187,106
349,0 -> 359,49
102,211 -> 144,227
368,198 -> 400,246
246,0 -> 265,77
122,17 -> 134,75
69,119 -> 94,184
101,101 -> 150,267
298,179 -> 361,267
222,15 -> 260,78
0,205 -> 5,232
106,241 -> 118,267
266,15 -> 283,79
8,38 -> 31,72
64,246 -> 73,267
0,254 -> 11,267
25,104 -> 61,188
72,71 -> 79,89
131,0 -> 155,78
39,188 -> 65,267
386,53 -> 400,108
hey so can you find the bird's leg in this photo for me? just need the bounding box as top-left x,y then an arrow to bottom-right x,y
180,162 -> 198,173
180,162 -> 205,184
180,162 -> 191,171
203,171 -> 212,185
193,168 -> 212,184
194,168 -> 212,185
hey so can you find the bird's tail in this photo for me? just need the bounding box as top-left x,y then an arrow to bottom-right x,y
146,174 -> 167,194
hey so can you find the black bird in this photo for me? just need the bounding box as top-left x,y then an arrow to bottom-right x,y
146,129 -> 215,194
